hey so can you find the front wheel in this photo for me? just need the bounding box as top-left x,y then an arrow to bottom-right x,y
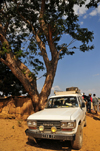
28,137 -> 35,144
71,125 -> 83,150
28,137 -> 39,144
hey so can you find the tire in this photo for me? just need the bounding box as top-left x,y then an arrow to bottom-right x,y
28,137 -> 35,143
35,138 -> 41,143
71,125 -> 83,150
28,137 -> 41,144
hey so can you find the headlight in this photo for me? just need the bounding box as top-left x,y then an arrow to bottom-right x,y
61,120 -> 76,129
39,125 -> 44,132
51,126 -> 57,133
27,120 -> 37,127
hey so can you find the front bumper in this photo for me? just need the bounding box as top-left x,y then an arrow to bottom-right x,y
25,129 -> 75,141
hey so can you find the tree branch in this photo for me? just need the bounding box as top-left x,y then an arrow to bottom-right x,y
16,4 -> 50,69
0,24 -> 5,37
4,18 -> 10,35
0,57 -> 10,66
39,0 -> 48,38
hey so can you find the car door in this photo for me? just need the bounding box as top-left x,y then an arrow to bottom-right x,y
78,96 -> 86,121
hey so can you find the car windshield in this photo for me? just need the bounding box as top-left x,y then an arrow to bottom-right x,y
46,96 -> 78,108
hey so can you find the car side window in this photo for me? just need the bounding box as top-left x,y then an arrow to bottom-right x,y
78,97 -> 82,107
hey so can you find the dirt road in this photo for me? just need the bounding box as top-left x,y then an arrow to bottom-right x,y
0,113 -> 100,151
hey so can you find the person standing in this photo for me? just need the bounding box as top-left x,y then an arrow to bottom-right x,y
87,94 -> 92,113
90,94 -> 93,111
92,94 -> 99,115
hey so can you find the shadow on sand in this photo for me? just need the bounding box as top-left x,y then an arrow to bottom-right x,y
26,139 -> 78,151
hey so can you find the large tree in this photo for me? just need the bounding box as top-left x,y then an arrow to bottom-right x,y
0,0 -> 94,111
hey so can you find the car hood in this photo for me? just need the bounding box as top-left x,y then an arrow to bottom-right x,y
27,107 -> 80,121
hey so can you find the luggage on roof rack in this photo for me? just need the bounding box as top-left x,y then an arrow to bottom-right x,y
66,87 -> 80,93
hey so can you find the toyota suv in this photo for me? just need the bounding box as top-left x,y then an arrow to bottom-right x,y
25,88 -> 86,150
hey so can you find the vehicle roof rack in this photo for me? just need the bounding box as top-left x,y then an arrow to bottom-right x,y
54,91 -> 81,95
54,87 -> 81,96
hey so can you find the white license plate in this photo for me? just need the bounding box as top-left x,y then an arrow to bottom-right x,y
42,134 -> 55,139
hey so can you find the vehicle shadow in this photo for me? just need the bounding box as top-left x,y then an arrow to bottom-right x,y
26,139 -> 74,151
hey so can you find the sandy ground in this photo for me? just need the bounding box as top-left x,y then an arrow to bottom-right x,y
0,113 -> 100,151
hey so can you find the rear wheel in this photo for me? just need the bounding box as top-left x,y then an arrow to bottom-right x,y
71,125 -> 83,150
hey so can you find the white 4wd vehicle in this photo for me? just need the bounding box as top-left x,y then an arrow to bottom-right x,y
25,89 -> 86,150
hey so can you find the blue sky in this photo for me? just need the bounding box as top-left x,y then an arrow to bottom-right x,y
37,2 -> 100,98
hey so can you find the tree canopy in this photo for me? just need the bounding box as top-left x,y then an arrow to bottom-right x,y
0,0 -> 97,111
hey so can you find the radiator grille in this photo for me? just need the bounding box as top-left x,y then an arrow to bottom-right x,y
37,120 -> 61,131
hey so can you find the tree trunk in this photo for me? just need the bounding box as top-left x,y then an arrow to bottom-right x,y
0,18 -> 59,112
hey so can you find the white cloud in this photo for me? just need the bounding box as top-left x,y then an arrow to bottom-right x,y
83,15 -> 88,19
50,85 -> 61,96
89,10 -> 97,16
89,4 -> 100,16
85,0 -> 90,5
93,74 -> 99,77
80,21 -> 83,25
97,4 -> 100,14
0,91 -> 3,95
51,85 -> 61,91
73,3 -> 88,15
73,1 -> 100,19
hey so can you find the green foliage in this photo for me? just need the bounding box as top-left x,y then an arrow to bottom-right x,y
0,0 -> 94,60
86,0 -> 99,8
0,62 -> 27,96
21,69 -> 26,75
0,42 -> 11,55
